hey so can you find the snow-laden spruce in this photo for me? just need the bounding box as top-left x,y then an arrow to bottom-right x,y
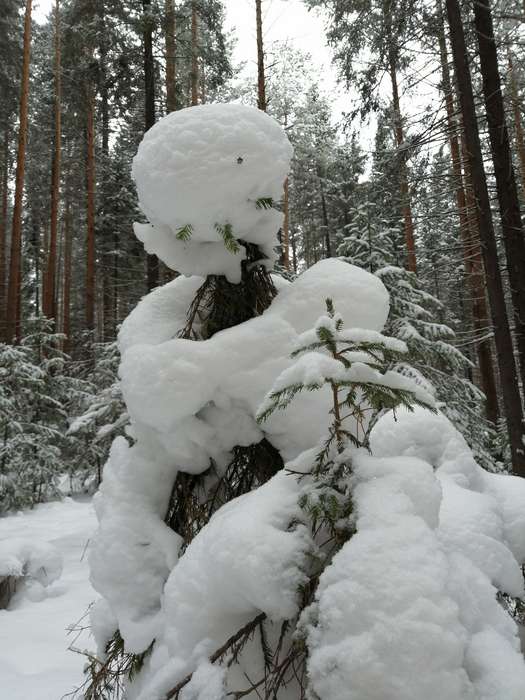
88,104 -> 525,700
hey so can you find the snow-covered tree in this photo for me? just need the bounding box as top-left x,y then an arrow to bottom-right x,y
337,206 -> 497,470
85,103 -> 525,700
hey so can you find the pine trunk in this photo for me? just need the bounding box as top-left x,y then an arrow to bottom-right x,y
0,129 -> 8,340
6,0 -> 32,343
62,192 -> 71,353
473,0 -> 525,395
165,0 -> 177,113
508,54 -> 525,203
99,7 -> 114,340
282,177 -> 290,269
436,0 -> 499,424
385,0 -> 417,273
191,2 -> 199,107
43,0 -> 61,323
446,0 -> 525,475
255,0 -> 266,111
85,84 -> 96,332
319,172 -> 331,257
143,0 -> 159,290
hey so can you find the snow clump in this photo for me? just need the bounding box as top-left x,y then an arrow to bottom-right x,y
304,408 -> 525,700
132,103 -> 293,282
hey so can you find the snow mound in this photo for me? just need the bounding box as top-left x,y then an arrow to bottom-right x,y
132,104 -> 293,282
307,454 -> 474,700
306,407 -> 525,700
0,538 -> 62,587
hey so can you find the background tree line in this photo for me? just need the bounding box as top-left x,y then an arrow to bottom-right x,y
1,0 -> 525,510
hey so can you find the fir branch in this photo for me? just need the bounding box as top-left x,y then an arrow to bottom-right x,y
165,613 -> 267,699
254,196 -> 274,210
215,222 -> 240,253
175,223 -> 193,241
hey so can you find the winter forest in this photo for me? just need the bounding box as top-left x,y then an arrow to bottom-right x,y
2,0 -> 525,697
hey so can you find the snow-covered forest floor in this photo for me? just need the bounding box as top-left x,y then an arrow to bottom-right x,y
0,498 -> 95,699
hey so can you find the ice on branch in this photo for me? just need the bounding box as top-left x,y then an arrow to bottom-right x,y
132,104 -> 293,282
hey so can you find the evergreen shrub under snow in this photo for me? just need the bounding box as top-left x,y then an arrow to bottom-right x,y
86,104 -> 525,700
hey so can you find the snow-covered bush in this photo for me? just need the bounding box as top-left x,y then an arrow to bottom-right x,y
0,317 -> 94,512
0,537 -> 62,608
86,104 -> 525,700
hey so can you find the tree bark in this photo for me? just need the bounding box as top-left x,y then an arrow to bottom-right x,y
143,0 -> 159,290
43,0 -> 61,323
508,53 -> 525,203
0,129 -> 8,340
165,0 -> 177,113
319,171 -> 331,257
472,0 -> 525,395
85,83 -> 96,332
436,0 -> 499,424
282,177 -> 290,269
446,0 -> 525,475
6,0 -> 32,343
62,191 -> 72,353
385,0 -> 417,273
191,1 -> 199,107
255,0 -> 267,111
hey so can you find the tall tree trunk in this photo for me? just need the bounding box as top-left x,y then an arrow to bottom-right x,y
85,83 -> 96,332
282,177 -> 290,269
143,0 -> 159,290
472,0 -> 525,394
318,171 -> 331,257
191,1 -> 199,107
62,191 -> 72,353
446,0 -> 525,475
0,129 -> 8,340
6,0 -> 32,343
508,53 -> 525,203
255,0 -> 266,111
165,0 -> 177,113
385,0 -> 417,273
43,0 -> 61,323
436,0 -> 499,424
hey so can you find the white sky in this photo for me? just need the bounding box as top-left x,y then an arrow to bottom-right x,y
33,0 -> 337,81
32,0 -> 363,145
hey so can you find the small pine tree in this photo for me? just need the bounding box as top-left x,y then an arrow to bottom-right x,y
161,300 -> 433,698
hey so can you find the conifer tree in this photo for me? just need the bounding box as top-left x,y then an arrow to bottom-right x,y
338,207 -> 497,469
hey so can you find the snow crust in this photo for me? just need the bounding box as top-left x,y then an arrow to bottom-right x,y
132,104 -> 293,282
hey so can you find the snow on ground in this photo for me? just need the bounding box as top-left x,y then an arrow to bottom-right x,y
0,497 -> 96,700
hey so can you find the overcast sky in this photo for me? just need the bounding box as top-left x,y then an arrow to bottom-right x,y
32,0 -> 364,144
33,0 -> 336,79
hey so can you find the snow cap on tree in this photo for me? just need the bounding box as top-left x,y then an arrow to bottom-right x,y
132,103 -> 293,282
